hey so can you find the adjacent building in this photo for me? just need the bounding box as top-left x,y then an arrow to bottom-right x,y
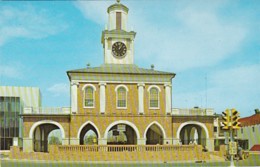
0,86 -> 41,150
237,109 -> 260,151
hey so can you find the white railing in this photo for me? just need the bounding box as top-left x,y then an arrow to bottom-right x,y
172,108 -> 214,116
56,145 -> 196,152
23,107 -> 70,115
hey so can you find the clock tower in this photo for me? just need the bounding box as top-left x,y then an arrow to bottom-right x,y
101,0 -> 136,64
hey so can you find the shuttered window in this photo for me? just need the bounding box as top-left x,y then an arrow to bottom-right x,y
116,12 -> 122,30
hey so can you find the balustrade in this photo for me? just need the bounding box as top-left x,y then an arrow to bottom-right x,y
56,145 -> 196,153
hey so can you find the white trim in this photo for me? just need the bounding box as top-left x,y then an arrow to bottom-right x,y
176,121 -> 209,139
115,84 -> 129,92
115,85 -> 128,109
29,120 -> 65,139
104,120 -> 140,139
148,85 -> 160,109
138,83 -> 145,114
77,121 -> 101,139
144,121 -> 167,139
99,82 -> 106,114
73,80 -> 171,85
82,84 -> 96,108
82,84 -> 96,91
71,83 -> 78,113
147,85 -> 161,92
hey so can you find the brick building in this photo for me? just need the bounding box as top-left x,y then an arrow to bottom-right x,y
20,1 -> 216,153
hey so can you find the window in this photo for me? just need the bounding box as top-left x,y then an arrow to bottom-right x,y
84,87 -> 94,107
252,127 -> 255,132
241,128 -> 243,134
117,87 -> 126,108
149,88 -> 159,108
116,12 -> 122,30
214,127 -> 217,132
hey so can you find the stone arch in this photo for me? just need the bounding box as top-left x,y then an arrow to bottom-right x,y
104,120 -> 140,139
29,120 -> 65,139
144,121 -> 166,139
77,121 -> 101,139
147,85 -> 161,92
176,121 -> 209,139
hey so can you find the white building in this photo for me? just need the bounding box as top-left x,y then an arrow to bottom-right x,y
0,86 -> 41,150
237,109 -> 260,151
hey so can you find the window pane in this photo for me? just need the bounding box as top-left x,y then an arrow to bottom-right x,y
85,87 -> 94,107
117,87 -> 126,107
150,88 -> 159,108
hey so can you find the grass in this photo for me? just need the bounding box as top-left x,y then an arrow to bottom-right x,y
1,154 -> 259,167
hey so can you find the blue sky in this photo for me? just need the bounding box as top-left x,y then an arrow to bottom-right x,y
0,0 -> 259,117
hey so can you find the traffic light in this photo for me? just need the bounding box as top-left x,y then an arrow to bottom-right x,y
221,109 -> 230,130
231,108 -> 241,129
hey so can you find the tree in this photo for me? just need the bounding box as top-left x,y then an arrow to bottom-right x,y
84,135 -> 97,145
48,136 -> 61,145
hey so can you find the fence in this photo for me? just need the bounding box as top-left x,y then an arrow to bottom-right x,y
23,107 -> 70,115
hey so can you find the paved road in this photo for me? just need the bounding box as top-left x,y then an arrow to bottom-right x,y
1,154 -> 259,167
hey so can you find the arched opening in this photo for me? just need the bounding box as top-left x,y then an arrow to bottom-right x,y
48,129 -> 62,145
107,124 -> 137,145
79,124 -> 99,145
145,124 -> 164,145
33,123 -> 61,152
179,124 -> 206,146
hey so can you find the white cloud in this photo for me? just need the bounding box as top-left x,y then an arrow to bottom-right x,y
47,83 -> 69,97
74,1 -> 110,26
0,5 -> 67,46
133,3 -> 247,71
0,65 -> 21,78
74,1 -> 247,71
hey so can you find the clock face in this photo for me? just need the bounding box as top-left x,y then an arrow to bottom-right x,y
112,42 -> 127,58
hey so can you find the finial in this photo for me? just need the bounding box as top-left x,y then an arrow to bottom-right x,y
86,63 -> 91,68
116,0 -> 120,3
